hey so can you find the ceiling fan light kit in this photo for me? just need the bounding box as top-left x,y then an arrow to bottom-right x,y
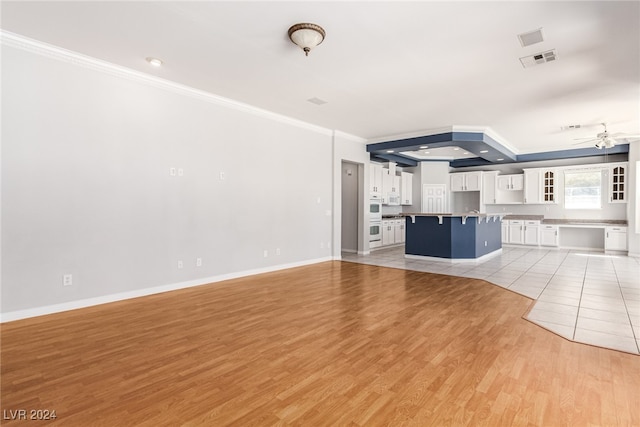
288,23 -> 325,56
572,122 -> 640,150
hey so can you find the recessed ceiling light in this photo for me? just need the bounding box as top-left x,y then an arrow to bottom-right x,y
146,57 -> 163,67
463,152 -> 469,154
386,150 -> 394,153
420,146 -> 428,149
480,150 -> 489,153
453,147 -> 460,151
424,151 -> 430,154
497,158 -> 504,161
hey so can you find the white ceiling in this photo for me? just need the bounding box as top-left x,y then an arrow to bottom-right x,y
2,1 -> 639,156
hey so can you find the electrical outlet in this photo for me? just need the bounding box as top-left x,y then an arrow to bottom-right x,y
196,257 -> 202,267
484,241 -> 488,247
63,274 -> 73,287
177,260 -> 183,269
263,250 -> 268,258
219,171 -> 226,180
276,248 -> 281,256
169,167 -> 177,176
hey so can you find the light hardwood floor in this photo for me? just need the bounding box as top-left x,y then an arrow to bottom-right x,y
2,261 -> 639,426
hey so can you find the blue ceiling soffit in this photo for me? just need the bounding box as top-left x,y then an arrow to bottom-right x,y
515,144 -> 629,163
367,131 -> 630,168
367,131 -> 517,167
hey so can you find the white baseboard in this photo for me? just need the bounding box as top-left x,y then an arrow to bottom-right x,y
405,248 -> 502,264
0,257 -> 333,323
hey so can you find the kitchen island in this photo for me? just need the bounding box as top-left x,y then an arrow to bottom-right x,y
404,213 -> 505,261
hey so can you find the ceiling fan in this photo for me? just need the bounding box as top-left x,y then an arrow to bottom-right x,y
573,123 -> 640,149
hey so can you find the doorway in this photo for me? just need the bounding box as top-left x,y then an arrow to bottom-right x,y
422,184 -> 447,213
341,161 -> 362,253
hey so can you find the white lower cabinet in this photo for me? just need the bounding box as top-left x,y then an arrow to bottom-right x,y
501,222 -> 509,244
605,226 -> 627,251
540,225 -> 559,247
382,220 -> 394,246
508,220 -> 524,245
503,219 -> 541,246
380,219 -> 406,246
524,221 -> 540,245
394,219 -> 406,243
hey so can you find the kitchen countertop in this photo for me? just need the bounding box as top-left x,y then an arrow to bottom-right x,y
402,212 -> 505,217
503,215 -> 627,225
503,215 -> 544,221
542,218 -> 627,225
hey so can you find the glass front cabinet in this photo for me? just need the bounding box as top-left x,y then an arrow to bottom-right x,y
610,165 -> 625,203
542,170 -> 556,203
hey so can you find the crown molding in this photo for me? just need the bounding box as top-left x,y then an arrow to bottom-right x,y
1,30 -> 333,137
333,130 -> 367,144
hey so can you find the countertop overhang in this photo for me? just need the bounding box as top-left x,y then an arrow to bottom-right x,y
402,212 -> 506,225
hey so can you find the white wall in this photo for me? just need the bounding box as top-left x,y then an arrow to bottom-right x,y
2,43 -> 335,317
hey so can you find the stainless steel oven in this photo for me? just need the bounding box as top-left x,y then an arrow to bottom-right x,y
369,199 -> 382,221
369,221 -> 382,248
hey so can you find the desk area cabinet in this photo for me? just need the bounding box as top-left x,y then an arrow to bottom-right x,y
605,226 -> 627,251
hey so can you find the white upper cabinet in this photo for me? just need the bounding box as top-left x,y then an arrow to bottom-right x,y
450,173 -> 466,192
541,169 -> 557,204
497,174 -> 523,191
400,172 -> 413,205
609,165 -> 626,203
465,171 -> 482,191
523,169 -> 541,204
370,163 -> 383,199
523,168 -> 557,204
450,171 -> 482,192
482,171 -> 498,205
381,166 -> 400,205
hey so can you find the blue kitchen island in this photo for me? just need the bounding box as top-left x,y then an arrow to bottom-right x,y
404,213 -> 505,261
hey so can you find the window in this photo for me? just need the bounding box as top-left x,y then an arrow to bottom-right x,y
564,169 -> 602,209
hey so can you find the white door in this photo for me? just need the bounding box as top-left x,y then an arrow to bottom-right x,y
423,184 -> 447,213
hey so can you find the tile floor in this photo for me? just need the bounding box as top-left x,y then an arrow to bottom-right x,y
342,245 -> 640,355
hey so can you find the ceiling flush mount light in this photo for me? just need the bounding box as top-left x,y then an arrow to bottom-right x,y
288,23 -> 325,56
386,150 -> 394,153
146,57 -> 163,67
480,150 -> 489,153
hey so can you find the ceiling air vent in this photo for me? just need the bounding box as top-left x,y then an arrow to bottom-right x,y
517,28 -> 544,47
307,97 -> 328,105
520,49 -> 557,68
